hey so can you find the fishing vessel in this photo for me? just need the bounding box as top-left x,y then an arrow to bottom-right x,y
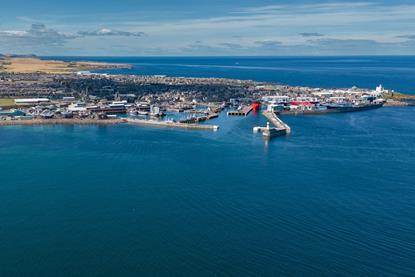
280,102 -> 384,115
40,110 -> 54,119
252,102 -> 261,112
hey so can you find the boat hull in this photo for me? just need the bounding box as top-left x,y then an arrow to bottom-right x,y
280,103 -> 383,115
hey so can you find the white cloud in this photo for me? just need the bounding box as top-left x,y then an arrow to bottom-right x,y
0,24 -> 75,46
78,28 -> 144,37
131,2 -> 415,40
2,2 -> 415,55
300,33 -> 325,38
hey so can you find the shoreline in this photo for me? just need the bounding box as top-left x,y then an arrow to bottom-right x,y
0,57 -> 132,74
0,118 -> 219,131
127,118 -> 219,131
262,110 -> 291,134
0,118 -> 127,126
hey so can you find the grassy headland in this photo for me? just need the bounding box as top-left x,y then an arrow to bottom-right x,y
0,56 -> 131,74
385,91 -> 415,101
0,98 -> 15,108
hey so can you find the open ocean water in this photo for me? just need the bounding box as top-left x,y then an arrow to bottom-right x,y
53,56 -> 415,93
1,57 -> 415,276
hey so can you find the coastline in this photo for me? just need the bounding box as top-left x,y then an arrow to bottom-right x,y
127,118 -> 219,131
0,118 -> 219,131
0,118 -> 127,126
0,56 -> 132,74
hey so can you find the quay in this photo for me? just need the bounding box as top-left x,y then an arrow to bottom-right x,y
127,118 -> 219,131
207,113 -> 219,120
179,113 -> 219,124
254,122 -> 287,138
227,105 -> 252,116
253,110 -> 291,138
262,110 -> 292,134
0,118 -> 126,126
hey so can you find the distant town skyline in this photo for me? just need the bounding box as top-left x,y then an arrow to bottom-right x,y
1,0 -> 415,56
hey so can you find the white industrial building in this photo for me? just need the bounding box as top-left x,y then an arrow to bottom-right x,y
14,98 -> 50,105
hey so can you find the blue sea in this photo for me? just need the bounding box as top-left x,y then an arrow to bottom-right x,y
52,56 -> 415,93
1,57 -> 415,276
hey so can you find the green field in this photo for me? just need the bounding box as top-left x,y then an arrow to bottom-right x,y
0,98 -> 15,107
385,92 -> 415,101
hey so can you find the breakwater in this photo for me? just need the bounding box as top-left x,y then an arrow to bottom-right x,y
127,118 -> 219,131
178,113 -> 219,124
0,117 -> 220,131
262,110 -> 292,134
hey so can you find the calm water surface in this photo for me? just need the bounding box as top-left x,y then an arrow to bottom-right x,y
49,56 -> 415,93
2,57 -> 415,276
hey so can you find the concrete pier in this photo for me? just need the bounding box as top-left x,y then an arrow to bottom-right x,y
127,118 -> 219,131
227,105 -> 252,116
178,113 -> 219,124
262,110 -> 291,134
254,122 -> 287,138
253,110 -> 291,138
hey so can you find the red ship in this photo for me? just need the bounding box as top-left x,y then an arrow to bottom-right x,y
252,101 -> 261,112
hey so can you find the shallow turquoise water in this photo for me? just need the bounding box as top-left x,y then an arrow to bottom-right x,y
1,107 -> 415,276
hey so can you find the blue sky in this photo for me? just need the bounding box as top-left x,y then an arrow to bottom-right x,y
1,0 -> 415,56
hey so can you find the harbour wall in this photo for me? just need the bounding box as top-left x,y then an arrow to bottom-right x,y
127,118 -> 219,131
262,111 -> 292,134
